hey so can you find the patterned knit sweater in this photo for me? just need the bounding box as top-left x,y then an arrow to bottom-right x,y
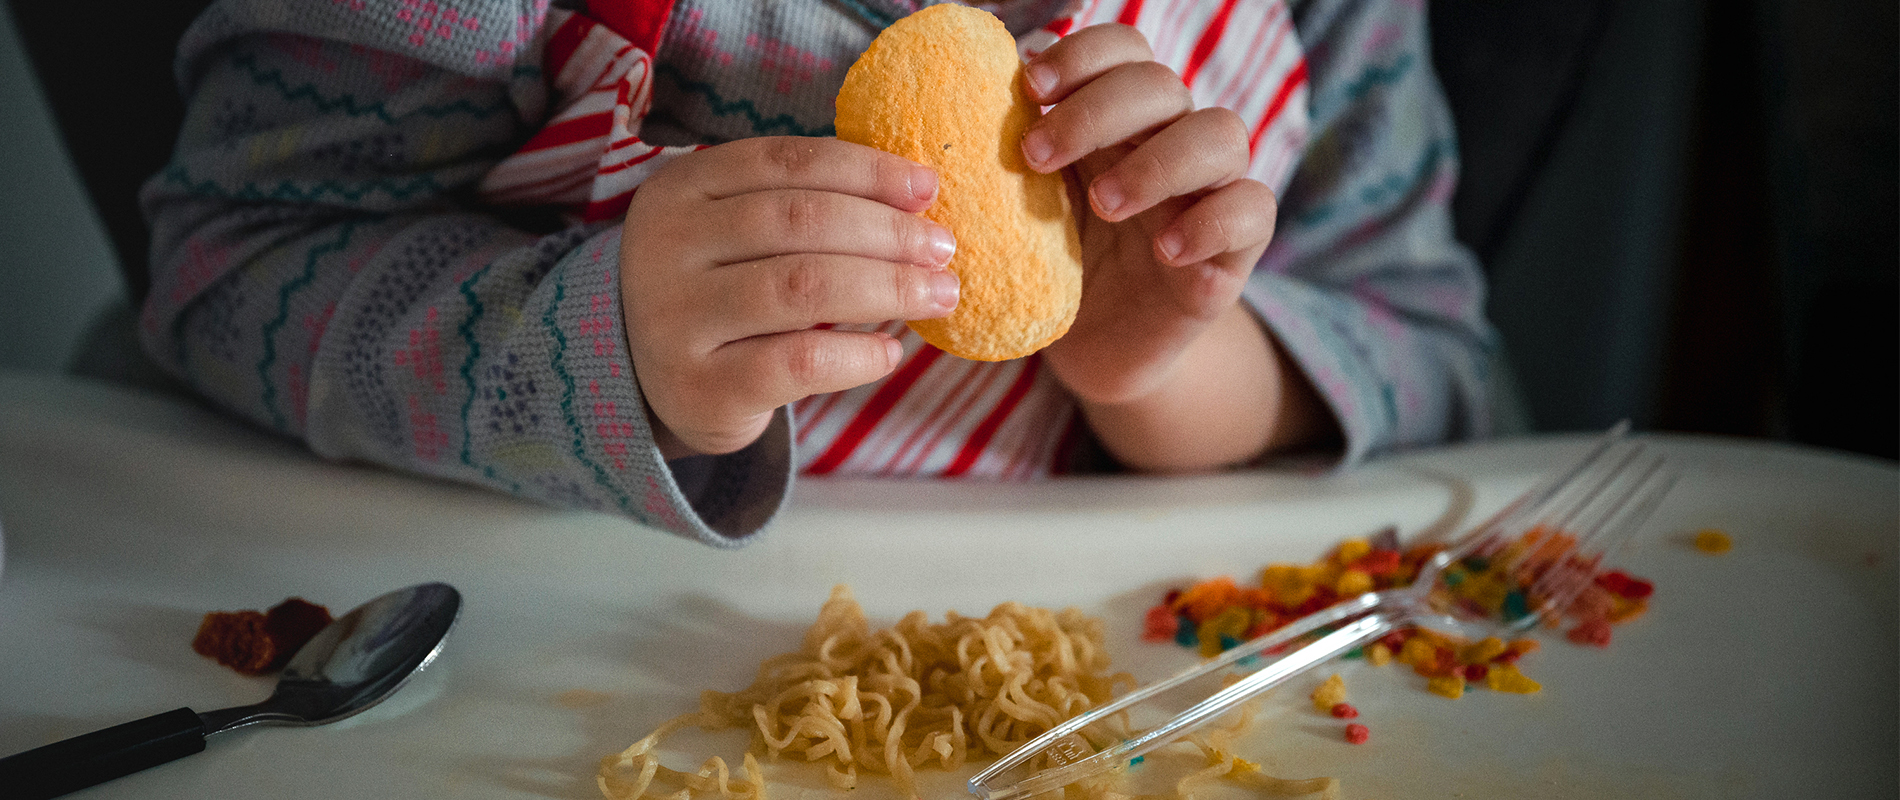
140,0 -> 1495,547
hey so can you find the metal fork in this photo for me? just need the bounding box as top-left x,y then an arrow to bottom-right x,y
968,423 -> 1677,800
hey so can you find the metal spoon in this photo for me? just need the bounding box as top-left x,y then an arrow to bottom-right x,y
0,582 -> 461,800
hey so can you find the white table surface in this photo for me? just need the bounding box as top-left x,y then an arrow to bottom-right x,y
1,369 -> 1895,799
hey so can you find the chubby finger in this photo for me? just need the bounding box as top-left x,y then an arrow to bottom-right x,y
1152,178 -> 1278,268
710,189 -> 958,267
709,255 -> 959,339
1088,107 -> 1251,222
708,328 -> 906,427
1022,24 -> 1155,105
666,136 -> 940,212
1021,60 -> 1191,173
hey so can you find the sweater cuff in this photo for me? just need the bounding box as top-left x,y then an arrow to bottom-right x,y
1241,270 -> 1389,469
558,225 -> 793,546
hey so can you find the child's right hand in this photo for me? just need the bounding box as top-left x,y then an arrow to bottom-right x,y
619,137 -> 960,459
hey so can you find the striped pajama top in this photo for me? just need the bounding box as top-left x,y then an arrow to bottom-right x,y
477,0 -> 1313,478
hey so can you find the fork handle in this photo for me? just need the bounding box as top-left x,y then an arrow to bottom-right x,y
0,707 -> 208,800
971,611 -> 1403,800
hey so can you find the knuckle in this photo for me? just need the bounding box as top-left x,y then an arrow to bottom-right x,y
761,136 -> 818,176
778,192 -> 827,238
780,335 -> 833,389
775,256 -> 828,318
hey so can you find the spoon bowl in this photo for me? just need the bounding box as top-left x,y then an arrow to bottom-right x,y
0,582 -> 461,800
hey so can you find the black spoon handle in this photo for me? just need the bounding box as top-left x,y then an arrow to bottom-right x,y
0,707 -> 207,800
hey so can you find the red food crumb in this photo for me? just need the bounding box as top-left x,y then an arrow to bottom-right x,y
1330,703 -> 1359,719
1566,618 -> 1613,647
1141,604 -> 1178,643
192,598 -> 333,676
1357,549 -> 1402,576
1461,663 -> 1490,682
1344,723 -> 1370,744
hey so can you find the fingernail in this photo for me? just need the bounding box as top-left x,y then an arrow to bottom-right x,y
1021,129 -> 1053,170
1026,63 -> 1057,97
910,164 -> 938,203
883,335 -> 905,366
1156,229 -> 1185,262
925,268 -> 960,315
1092,176 -> 1125,218
926,224 -> 957,266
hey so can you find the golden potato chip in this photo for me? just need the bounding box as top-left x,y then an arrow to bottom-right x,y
835,4 -> 1083,362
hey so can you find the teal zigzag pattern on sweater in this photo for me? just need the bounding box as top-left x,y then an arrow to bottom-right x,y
232,51 -> 513,125
654,63 -> 836,138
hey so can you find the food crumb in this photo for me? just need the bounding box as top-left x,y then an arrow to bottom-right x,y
191,597 -> 332,676
556,689 -> 615,709
1693,529 -> 1733,554
1344,723 -> 1369,744
1311,674 -> 1347,712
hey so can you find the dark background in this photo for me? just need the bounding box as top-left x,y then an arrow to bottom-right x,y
5,0 -> 1896,460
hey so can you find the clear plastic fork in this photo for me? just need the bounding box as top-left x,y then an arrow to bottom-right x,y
968,423 -> 1677,800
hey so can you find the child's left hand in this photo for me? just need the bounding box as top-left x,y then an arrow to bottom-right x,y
1021,24 -> 1277,407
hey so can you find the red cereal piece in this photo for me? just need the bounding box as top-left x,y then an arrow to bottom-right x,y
1461,663 -> 1489,682
1566,618 -> 1613,647
1141,605 -> 1178,643
1357,549 -> 1402,577
1344,723 -> 1370,744
1595,569 -> 1655,599
1379,631 -> 1410,651
1330,703 -> 1359,719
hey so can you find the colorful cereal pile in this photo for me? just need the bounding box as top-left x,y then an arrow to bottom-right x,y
1140,527 -> 1654,740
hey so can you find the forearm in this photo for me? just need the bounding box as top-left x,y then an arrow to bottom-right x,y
1075,303 -> 1335,472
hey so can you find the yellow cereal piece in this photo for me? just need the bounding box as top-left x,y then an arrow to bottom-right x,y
1459,636 -> 1507,665
1311,673 -> 1347,712
1365,642 -> 1393,666
1335,568 -> 1375,597
1261,564 -> 1316,607
1694,529 -> 1733,554
1398,636 -> 1439,668
1427,674 -> 1466,699
1196,606 -> 1252,657
834,5 -> 1083,361
1484,663 -> 1543,694
1458,573 -> 1510,611
1334,538 -> 1372,566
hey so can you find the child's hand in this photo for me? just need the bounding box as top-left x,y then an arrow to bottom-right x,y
1021,24 -> 1278,407
619,137 -> 960,458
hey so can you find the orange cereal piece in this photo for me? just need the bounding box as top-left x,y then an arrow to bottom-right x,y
1608,595 -> 1649,624
1694,529 -> 1733,554
1172,576 -> 1242,622
1311,673 -> 1347,713
1426,674 -> 1466,699
1484,663 -> 1543,694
